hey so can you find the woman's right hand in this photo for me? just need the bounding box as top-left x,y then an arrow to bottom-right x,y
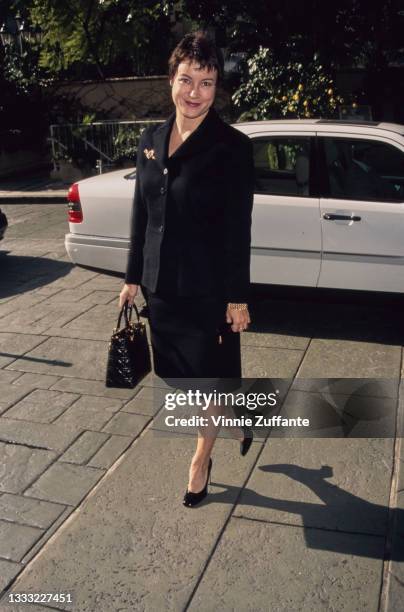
119,283 -> 138,308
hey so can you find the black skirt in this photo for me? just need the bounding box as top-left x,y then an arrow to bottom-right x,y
142,287 -> 241,391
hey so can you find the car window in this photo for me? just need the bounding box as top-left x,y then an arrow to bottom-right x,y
323,137 -> 404,202
252,137 -> 311,196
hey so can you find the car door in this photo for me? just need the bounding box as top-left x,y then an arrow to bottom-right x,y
317,134 -> 404,292
247,132 -> 321,286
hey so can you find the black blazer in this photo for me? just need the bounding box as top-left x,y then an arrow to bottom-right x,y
125,106 -> 254,303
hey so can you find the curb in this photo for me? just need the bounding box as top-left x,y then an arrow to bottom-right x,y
381,379 -> 404,611
0,194 -> 67,204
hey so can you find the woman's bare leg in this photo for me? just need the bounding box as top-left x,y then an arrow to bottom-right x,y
187,402 -> 245,492
187,401 -> 222,492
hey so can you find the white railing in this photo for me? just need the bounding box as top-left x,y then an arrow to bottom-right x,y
49,119 -> 164,174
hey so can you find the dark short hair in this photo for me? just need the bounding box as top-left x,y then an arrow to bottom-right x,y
168,31 -> 224,82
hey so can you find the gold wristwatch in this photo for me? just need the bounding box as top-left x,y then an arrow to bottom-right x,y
227,303 -> 248,311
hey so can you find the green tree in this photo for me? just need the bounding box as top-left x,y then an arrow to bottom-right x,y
28,0 -> 174,78
0,1 -> 53,150
181,1 -> 403,120
180,0 -> 403,71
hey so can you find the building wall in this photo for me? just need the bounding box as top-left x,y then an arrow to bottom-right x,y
52,75 -> 231,121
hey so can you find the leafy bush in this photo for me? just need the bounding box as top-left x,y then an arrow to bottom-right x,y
112,124 -> 144,165
233,46 -> 352,120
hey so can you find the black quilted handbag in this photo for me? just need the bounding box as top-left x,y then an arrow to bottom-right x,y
105,302 -> 151,388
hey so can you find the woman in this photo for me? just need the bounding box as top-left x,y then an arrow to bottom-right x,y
119,31 -> 254,507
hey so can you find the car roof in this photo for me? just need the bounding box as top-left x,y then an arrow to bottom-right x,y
234,118 -> 404,139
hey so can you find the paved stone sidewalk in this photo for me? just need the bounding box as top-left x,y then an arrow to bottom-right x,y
0,203 -> 402,611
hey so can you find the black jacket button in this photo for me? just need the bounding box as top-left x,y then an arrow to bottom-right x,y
159,225 -> 164,232
160,187 -> 166,195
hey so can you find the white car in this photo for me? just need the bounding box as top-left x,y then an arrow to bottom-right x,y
65,119 -> 404,293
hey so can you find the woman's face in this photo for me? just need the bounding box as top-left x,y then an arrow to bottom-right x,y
170,60 -> 217,122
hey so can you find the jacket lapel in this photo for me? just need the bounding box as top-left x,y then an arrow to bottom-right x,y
151,106 -> 222,168
151,111 -> 175,170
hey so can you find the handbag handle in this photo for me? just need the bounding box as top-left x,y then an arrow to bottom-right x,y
116,301 -> 141,330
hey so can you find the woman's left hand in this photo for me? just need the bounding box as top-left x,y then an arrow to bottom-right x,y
226,305 -> 251,333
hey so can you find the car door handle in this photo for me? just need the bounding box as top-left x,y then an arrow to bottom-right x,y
322,213 -> 361,222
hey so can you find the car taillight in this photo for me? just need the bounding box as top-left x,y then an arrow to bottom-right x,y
67,183 -> 83,223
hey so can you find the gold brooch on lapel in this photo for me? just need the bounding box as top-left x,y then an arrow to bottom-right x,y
143,148 -> 156,160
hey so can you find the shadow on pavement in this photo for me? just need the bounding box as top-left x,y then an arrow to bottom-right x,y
208,463 -> 404,561
0,352 -> 71,367
250,284 -> 404,345
0,252 -> 73,299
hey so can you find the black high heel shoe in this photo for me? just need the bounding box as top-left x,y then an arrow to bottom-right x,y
183,458 -> 212,508
240,426 -> 254,456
